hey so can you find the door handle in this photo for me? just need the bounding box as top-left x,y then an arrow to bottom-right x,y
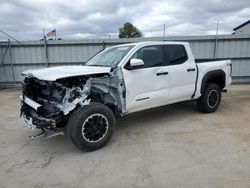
187,68 -> 196,72
156,72 -> 168,76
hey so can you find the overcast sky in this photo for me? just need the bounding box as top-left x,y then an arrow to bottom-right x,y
0,0 -> 249,40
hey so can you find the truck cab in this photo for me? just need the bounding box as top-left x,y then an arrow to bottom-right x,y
120,42 -> 198,113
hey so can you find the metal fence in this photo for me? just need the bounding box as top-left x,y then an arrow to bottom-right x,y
1,34 -> 250,84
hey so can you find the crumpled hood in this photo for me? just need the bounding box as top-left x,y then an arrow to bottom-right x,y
22,65 -> 111,81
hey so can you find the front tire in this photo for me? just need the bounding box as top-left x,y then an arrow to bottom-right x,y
197,83 -> 221,113
67,102 -> 116,151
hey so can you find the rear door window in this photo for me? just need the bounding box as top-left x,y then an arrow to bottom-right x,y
164,45 -> 188,65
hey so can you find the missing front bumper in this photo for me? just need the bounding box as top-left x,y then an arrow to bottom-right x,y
21,106 -> 65,139
20,99 -> 59,131
22,111 -> 56,130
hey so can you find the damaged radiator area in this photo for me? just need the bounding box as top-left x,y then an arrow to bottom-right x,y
20,72 -> 126,131
21,76 -> 90,130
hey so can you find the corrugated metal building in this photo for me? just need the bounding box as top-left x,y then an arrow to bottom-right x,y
233,20 -> 250,35
0,34 -> 250,84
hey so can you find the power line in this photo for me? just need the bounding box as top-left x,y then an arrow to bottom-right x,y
0,29 -> 23,45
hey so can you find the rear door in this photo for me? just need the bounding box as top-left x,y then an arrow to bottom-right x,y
122,45 -> 170,113
165,44 -> 197,101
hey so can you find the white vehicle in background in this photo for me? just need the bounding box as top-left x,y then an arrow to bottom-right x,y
20,41 -> 232,151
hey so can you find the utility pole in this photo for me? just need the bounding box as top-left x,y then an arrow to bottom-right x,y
43,28 -> 48,67
214,21 -> 219,59
55,28 -> 57,40
216,21 -> 219,36
43,28 -> 45,38
163,24 -> 166,37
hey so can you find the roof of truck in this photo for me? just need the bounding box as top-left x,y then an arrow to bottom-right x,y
115,41 -> 189,47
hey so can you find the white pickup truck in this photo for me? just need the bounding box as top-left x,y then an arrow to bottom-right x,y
20,41 -> 232,151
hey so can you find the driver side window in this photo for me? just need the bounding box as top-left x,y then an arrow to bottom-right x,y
132,45 -> 163,68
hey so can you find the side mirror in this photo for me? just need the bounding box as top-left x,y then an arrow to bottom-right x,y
130,58 -> 144,67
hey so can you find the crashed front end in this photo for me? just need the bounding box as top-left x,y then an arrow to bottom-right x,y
20,76 -> 91,133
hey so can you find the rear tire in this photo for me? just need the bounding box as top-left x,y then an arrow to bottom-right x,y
67,102 -> 116,151
197,83 -> 221,113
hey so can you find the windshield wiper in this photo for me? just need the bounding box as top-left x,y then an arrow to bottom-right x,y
85,64 -> 109,67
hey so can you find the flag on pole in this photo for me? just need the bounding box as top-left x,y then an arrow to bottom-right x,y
46,29 -> 56,37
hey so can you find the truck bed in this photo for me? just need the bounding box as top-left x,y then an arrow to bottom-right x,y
193,59 -> 232,99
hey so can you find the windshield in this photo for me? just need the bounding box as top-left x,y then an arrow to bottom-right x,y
85,45 -> 134,67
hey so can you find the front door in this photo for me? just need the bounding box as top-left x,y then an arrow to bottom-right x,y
122,45 -> 170,113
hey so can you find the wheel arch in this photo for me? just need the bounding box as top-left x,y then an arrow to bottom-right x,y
87,91 -> 121,118
200,70 -> 226,94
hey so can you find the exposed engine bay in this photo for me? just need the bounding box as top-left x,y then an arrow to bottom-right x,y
20,70 -> 126,137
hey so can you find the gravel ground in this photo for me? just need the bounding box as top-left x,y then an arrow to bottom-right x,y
0,85 -> 250,188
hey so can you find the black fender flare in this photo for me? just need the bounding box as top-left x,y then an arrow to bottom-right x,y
200,70 -> 226,94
